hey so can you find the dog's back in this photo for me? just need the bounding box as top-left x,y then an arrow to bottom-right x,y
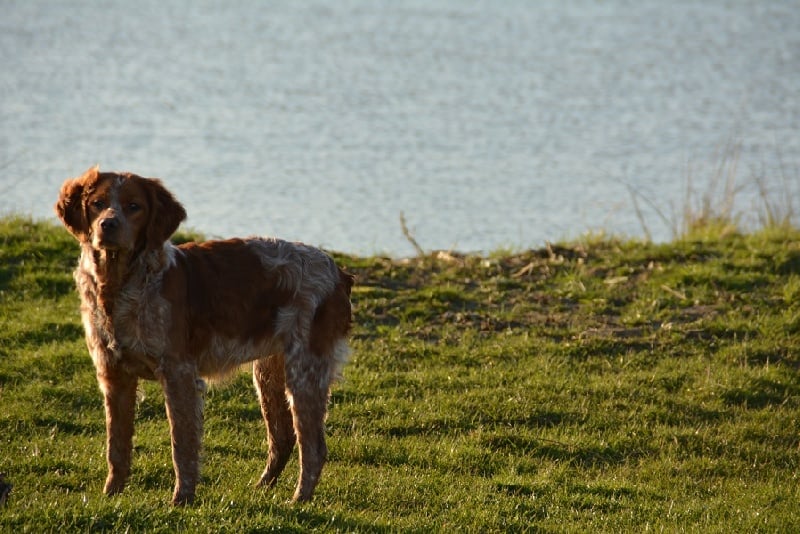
163,237 -> 353,380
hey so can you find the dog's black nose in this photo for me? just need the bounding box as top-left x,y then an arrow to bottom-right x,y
100,217 -> 119,231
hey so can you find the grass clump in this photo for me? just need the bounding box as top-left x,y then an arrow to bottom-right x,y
625,141 -> 800,243
2,216 -> 800,531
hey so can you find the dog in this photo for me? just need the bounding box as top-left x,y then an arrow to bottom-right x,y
55,166 -> 354,505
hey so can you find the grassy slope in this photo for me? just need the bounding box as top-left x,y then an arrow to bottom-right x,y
1,216 -> 799,532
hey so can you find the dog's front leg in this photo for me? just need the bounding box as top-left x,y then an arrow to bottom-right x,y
97,368 -> 138,496
160,362 -> 205,506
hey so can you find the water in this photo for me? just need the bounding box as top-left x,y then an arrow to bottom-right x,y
2,1 -> 799,256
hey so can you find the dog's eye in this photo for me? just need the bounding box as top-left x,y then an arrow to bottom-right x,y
91,199 -> 105,210
127,202 -> 141,212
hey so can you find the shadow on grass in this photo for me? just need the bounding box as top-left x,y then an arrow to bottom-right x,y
721,376 -> 800,409
5,322 -> 84,349
777,249 -> 800,275
382,410 -> 571,438
29,415 -> 103,436
648,400 -> 723,426
484,433 -> 652,468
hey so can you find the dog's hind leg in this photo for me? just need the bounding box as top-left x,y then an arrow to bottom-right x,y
253,354 -> 296,489
284,345 -> 334,503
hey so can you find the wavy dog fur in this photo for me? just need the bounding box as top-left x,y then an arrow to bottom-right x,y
55,166 -> 354,505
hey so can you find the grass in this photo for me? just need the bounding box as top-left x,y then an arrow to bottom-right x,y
1,214 -> 800,532
625,141 -> 799,243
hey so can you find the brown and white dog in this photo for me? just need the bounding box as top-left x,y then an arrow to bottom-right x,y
55,166 -> 354,505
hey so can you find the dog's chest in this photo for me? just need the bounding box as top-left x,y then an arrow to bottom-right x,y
112,280 -> 172,360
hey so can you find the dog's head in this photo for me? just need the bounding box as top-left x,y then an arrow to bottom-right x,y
55,166 -> 187,252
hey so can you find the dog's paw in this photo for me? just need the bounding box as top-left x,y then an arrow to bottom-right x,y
171,490 -> 196,506
103,476 -> 127,496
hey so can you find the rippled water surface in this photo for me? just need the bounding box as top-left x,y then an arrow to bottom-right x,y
2,1 -> 798,255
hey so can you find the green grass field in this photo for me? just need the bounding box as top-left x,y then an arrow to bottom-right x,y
1,215 -> 799,532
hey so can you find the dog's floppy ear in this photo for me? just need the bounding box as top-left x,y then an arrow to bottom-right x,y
144,178 -> 187,249
55,166 -> 98,241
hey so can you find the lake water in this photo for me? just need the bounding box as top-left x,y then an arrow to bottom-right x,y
2,1 -> 799,256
